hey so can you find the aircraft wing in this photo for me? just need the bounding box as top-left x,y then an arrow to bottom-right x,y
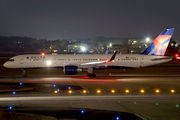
66,51 -> 117,68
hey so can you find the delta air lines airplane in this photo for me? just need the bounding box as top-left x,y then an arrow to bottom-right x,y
3,28 -> 174,77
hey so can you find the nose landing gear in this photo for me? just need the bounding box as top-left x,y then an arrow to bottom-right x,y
21,69 -> 27,77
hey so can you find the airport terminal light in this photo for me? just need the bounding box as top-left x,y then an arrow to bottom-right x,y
146,38 -> 150,42
109,43 -> 112,47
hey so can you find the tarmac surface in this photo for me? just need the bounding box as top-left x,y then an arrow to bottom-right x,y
0,75 -> 180,120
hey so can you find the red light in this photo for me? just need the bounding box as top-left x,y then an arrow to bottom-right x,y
175,54 -> 179,57
105,59 -> 109,63
41,53 -> 45,56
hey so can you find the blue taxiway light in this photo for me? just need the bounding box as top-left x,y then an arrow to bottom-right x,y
53,85 -> 56,87
68,87 -> 71,90
81,110 -> 84,114
116,117 -> 119,120
12,92 -> 16,94
19,82 -> 22,85
57,89 -> 60,91
9,106 -> 12,110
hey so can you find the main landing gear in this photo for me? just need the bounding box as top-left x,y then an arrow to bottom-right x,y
87,67 -> 96,78
21,69 -> 27,77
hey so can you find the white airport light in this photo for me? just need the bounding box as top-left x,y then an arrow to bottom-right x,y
81,47 -> 86,52
110,43 -> 112,47
46,60 -> 51,65
146,37 -> 150,42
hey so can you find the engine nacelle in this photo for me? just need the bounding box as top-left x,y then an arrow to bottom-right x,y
63,65 -> 78,75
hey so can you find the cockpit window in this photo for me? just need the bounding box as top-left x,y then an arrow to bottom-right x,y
9,59 -> 14,62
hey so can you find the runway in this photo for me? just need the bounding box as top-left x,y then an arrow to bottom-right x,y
0,75 -> 180,119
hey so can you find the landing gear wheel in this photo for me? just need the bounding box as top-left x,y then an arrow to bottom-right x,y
23,74 -> 27,77
87,74 -> 96,78
21,69 -> 27,77
92,74 -> 96,78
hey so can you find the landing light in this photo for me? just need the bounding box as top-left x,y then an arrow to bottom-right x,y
46,61 -> 51,65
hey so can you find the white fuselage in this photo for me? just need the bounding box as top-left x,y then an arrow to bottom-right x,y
3,54 -> 172,69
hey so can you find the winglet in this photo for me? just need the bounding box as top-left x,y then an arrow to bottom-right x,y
109,51 -> 117,62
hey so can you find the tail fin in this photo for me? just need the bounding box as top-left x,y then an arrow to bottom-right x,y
141,28 -> 175,56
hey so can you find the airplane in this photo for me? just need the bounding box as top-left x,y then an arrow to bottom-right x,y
3,28 -> 174,78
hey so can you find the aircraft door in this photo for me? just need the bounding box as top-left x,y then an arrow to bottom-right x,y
20,58 -> 24,64
140,57 -> 144,64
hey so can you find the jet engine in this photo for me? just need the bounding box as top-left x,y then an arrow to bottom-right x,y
63,65 -> 79,75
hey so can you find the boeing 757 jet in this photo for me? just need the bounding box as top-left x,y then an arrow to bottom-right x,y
3,28 -> 174,77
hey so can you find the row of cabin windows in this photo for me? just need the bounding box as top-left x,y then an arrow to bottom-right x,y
57,59 -> 139,61
30,56 -> 45,59
27,58 -> 139,62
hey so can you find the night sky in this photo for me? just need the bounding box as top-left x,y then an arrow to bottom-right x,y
1,0 -> 180,40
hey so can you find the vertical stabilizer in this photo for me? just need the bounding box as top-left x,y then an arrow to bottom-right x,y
141,28 -> 174,56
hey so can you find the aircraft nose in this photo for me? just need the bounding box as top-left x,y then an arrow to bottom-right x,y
3,62 -> 9,68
